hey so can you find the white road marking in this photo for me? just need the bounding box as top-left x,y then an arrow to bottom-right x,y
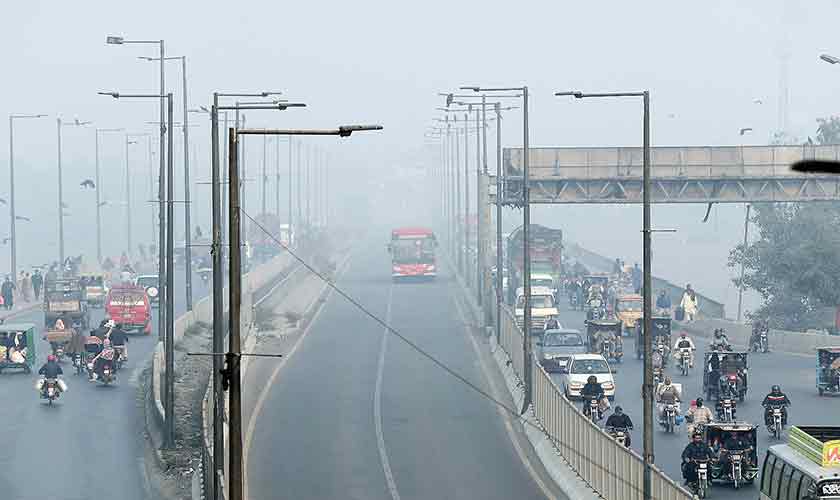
374,284 -> 401,500
451,286 -> 557,500
242,250 -> 353,500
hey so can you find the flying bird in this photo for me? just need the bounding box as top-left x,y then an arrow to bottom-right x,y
753,98 -> 763,104
98,201 -> 108,207
1,238 -> 10,244
80,179 -> 95,189
15,216 -> 30,222
667,113 -> 676,119
0,198 -> 6,205
74,119 -> 92,126
739,127 -> 753,136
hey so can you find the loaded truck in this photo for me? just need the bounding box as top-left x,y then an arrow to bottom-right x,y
506,224 -> 563,304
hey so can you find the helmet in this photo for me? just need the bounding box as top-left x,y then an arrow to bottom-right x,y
47,354 -> 57,362
105,319 -> 116,328
587,375 -> 597,384
772,385 -> 781,393
103,339 -> 111,347
614,406 -> 623,414
664,377 -> 672,385
696,397 -> 704,407
680,331 -> 687,337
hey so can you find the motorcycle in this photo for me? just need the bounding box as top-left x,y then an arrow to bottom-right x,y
693,459 -> 710,499
718,398 -> 737,423
71,353 -> 85,375
88,361 -> 116,386
40,378 -> 61,405
601,338 -> 614,360
728,449 -> 747,489
751,331 -> 769,353
606,426 -> 630,447
660,403 -> 678,433
679,348 -> 692,376
768,405 -> 785,439
583,396 -> 601,422
113,345 -> 126,372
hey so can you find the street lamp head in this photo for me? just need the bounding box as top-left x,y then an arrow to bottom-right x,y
277,103 -> 307,110
460,86 -> 480,92
820,54 -> 840,65
106,36 -> 124,45
98,91 -> 120,99
337,125 -> 384,137
137,56 -> 154,61
554,91 -> 584,98
260,92 -> 283,97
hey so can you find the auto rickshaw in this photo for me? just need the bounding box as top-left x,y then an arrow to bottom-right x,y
635,316 -> 672,360
614,293 -> 643,337
586,319 -> 623,363
816,346 -> 840,396
80,273 -> 107,308
703,351 -> 749,402
0,323 -> 36,374
702,422 -> 759,489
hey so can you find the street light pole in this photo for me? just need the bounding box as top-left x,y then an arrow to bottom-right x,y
737,204 -> 751,323
556,89 -> 653,500
126,136 -> 138,256
181,56 -> 193,311
56,118 -> 66,268
463,111 -> 470,286
495,103 -> 503,343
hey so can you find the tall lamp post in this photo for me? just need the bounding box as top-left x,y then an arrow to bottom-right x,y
141,54 -> 194,310
462,85 -> 530,411
229,123 -> 382,500
100,91 -> 176,447
56,117 -> 92,269
9,114 -> 46,279
107,35 -> 167,321
556,89 -> 652,500
206,94 -> 288,500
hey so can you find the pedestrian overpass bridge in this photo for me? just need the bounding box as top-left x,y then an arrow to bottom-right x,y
501,144 -> 840,204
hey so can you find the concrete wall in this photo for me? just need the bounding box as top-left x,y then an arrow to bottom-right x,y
680,318 -> 840,356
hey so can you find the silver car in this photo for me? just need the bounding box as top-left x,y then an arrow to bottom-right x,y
537,329 -> 588,373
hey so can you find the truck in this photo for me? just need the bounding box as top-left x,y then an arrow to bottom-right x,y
506,224 -> 563,303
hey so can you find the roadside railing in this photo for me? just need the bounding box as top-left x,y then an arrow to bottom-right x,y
493,304 -> 693,500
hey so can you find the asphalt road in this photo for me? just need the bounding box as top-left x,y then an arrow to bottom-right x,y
554,300 -> 840,499
0,268 -> 207,500
246,237 -> 561,500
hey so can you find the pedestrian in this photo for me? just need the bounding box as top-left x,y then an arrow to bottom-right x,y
31,270 -> 43,301
680,284 -> 699,322
22,272 -> 32,302
1,276 -> 15,311
16,271 -> 25,302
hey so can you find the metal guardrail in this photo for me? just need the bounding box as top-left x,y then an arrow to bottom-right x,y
496,304 -> 693,500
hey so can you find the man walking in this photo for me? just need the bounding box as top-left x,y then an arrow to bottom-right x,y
31,270 -> 43,301
1,276 -> 15,311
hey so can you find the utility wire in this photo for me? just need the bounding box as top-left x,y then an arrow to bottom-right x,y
241,209 -> 549,432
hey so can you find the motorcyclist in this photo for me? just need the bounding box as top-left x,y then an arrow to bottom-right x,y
711,328 -> 730,351
652,349 -> 664,378
105,320 -> 130,365
656,377 -> 681,422
37,354 -> 64,396
605,406 -> 633,447
581,375 -> 605,420
544,316 -> 561,332
672,332 -> 696,368
681,432 -> 715,487
750,319 -> 770,351
685,397 -> 714,437
89,338 -> 116,381
762,385 -> 791,428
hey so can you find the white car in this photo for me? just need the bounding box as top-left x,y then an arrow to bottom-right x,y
562,354 -> 616,400
514,285 -> 559,333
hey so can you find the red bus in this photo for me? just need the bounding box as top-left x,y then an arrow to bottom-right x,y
388,227 -> 437,280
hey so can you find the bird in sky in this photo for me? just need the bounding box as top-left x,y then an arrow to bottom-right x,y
98,201 -> 108,207
80,179 -> 95,189
74,119 -> 92,126
753,98 -> 763,104
0,198 -> 6,205
739,127 -> 753,136
1,237 -> 10,244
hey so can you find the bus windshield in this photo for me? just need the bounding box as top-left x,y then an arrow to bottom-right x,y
391,238 -> 435,264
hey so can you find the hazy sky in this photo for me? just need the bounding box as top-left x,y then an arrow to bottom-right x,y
3,0 -> 838,315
